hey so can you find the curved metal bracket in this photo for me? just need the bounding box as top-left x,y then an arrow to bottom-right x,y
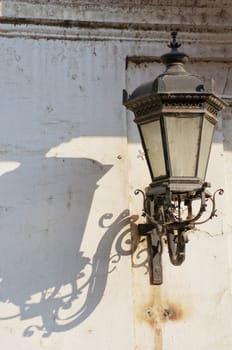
134,185 -> 224,284
134,189 -> 159,226
167,228 -> 187,266
195,188 -> 224,225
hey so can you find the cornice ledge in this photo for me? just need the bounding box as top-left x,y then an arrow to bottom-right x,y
0,17 -> 232,42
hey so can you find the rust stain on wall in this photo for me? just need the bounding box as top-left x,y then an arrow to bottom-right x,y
136,287 -> 163,350
161,301 -> 184,322
136,287 -> 189,350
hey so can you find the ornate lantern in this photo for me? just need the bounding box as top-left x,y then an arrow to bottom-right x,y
123,32 -> 227,284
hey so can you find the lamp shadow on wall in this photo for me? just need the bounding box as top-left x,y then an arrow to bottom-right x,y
0,150 -> 131,337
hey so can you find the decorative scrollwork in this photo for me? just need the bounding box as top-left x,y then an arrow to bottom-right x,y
134,185 -> 224,277
195,188 -> 224,225
134,188 -> 159,225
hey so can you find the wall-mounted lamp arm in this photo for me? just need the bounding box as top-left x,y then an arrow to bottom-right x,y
133,183 -> 224,283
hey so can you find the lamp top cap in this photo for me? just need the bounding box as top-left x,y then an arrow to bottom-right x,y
160,31 -> 189,66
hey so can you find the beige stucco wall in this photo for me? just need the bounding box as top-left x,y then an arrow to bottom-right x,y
0,1 -> 231,349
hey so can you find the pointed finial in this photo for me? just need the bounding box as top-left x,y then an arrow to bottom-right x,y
168,31 -> 181,49
160,31 -> 188,67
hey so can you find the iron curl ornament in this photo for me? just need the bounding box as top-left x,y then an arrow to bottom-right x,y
134,185 -> 224,279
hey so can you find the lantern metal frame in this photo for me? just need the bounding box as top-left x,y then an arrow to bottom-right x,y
123,32 -> 227,284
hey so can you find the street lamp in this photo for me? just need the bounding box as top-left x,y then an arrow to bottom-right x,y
123,32 -> 227,284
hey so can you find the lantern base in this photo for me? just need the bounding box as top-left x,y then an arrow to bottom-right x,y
147,177 -> 210,200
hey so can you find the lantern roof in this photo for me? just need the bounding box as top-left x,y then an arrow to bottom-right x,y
123,32 -> 227,113
129,32 -> 215,99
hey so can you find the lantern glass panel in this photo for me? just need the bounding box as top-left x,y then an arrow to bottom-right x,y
140,120 -> 166,178
197,118 -> 215,180
165,115 -> 201,176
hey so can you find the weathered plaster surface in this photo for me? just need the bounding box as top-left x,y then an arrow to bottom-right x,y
0,1 -> 231,350
1,0 -> 232,28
